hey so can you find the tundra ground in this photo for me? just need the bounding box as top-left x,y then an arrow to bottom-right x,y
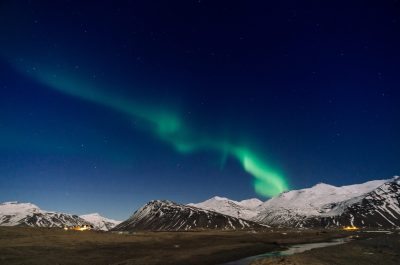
251,231 -> 400,265
0,227 -> 382,265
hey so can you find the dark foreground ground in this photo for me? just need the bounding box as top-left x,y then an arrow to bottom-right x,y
252,231 -> 400,265
0,227 -> 387,265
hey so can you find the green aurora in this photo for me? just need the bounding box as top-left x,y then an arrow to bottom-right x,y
15,65 -> 289,197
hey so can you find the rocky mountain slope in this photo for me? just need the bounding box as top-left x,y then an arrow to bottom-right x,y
113,200 -> 265,231
79,213 -> 121,231
188,196 -> 262,220
254,177 -> 400,228
0,202 -> 89,228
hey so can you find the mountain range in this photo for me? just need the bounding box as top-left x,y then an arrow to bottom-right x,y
1,176 -> 399,230
113,200 -> 264,231
0,202 -> 120,231
188,177 -> 400,228
252,177 -> 400,228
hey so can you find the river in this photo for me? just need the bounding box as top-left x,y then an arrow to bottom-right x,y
221,237 -> 352,265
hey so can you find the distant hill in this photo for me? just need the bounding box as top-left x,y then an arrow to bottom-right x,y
80,213 -> 121,231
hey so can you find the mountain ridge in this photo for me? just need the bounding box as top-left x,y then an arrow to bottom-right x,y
0,202 -> 119,230
113,200 -> 265,231
2,176 -> 399,230
188,196 -> 262,220
189,177 -> 400,228
253,176 -> 400,228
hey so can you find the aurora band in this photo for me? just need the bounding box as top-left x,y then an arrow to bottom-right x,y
19,67 -> 289,197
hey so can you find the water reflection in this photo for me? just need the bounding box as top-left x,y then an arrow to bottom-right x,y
221,237 -> 352,265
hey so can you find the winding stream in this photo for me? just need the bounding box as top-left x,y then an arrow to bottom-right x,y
222,237 -> 352,265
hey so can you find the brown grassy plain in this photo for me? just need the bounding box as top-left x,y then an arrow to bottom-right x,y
0,227 -> 365,265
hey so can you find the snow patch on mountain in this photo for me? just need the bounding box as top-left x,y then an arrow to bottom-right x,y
188,196 -> 262,220
80,213 -> 121,231
237,198 -> 263,209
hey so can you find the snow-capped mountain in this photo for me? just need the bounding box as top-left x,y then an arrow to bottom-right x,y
254,177 -> 400,228
0,202 -> 89,228
79,213 -> 121,231
4,177 -> 399,230
188,196 -> 262,220
238,198 -> 264,209
113,200 -> 265,231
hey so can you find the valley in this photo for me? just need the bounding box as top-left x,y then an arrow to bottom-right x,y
0,226 -> 378,265
1,177 -> 400,264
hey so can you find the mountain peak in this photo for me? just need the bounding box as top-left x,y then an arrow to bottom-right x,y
1,201 -> 20,205
81,213 -> 101,217
1,201 -> 39,206
188,196 -> 262,220
148,199 -> 176,206
311,182 -> 336,189
313,182 -> 331,186
238,198 -> 263,209
80,213 -> 121,231
0,201 -> 88,228
212,196 -> 229,201
0,201 -> 41,215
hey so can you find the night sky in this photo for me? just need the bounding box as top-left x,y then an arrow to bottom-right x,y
0,1 -> 399,220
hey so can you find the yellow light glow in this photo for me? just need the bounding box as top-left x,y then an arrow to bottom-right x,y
64,225 -> 92,231
343,225 -> 359,231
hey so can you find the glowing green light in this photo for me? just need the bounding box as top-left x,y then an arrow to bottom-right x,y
14,64 -> 289,197
241,152 -> 288,196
